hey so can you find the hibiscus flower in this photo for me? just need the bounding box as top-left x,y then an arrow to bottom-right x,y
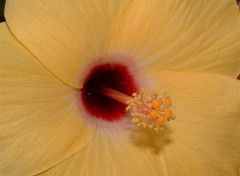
1,0 -> 240,176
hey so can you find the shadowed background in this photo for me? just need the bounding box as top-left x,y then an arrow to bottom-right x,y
0,0 -> 5,22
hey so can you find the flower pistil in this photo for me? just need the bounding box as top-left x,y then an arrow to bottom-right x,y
126,89 -> 176,131
100,86 -> 176,131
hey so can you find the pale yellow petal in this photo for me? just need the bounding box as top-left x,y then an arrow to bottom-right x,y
0,23 -> 96,175
5,0 -> 132,88
33,70 -> 240,176
140,69 -> 240,176
108,0 -> 240,77
37,128 -> 168,176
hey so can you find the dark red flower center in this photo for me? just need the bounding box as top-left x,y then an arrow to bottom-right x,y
81,63 -> 138,121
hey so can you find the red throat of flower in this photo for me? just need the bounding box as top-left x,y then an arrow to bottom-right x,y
81,63 -> 139,121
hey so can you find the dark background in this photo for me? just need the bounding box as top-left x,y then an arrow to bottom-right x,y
0,0 -> 5,22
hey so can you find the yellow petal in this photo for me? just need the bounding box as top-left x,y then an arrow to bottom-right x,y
140,69 -> 240,175
37,128 -> 168,176
5,0 -> 132,88
108,0 -> 240,78
0,23 -> 96,175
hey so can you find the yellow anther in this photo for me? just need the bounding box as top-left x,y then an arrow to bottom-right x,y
131,102 -> 136,106
147,103 -> 152,108
148,110 -> 158,119
126,89 -> 176,132
131,117 -> 139,123
152,99 -> 161,109
164,97 -> 172,106
126,106 -> 131,111
132,93 -> 137,97
147,97 -> 152,102
142,122 -> 147,128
